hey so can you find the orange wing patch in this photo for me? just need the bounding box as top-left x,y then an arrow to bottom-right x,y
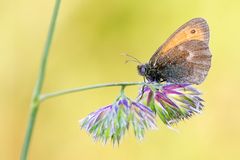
151,18 -> 209,61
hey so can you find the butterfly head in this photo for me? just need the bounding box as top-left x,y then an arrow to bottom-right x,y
137,64 -> 149,77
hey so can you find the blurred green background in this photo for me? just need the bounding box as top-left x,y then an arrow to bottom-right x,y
1,0 -> 240,160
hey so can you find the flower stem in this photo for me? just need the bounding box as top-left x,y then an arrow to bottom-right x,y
40,82 -> 146,102
20,0 -> 61,160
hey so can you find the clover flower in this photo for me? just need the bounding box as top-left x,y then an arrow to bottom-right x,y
138,83 -> 204,125
80,95 -> 156,145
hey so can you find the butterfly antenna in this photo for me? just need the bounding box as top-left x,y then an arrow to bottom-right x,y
125,59 -> 140,64
121,53 -> 142,64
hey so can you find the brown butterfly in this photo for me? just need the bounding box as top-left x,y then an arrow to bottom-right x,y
137,18 -> 212,84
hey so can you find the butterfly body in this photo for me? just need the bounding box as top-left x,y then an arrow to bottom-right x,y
138,63 -> 164,82
137,18 -> 212,85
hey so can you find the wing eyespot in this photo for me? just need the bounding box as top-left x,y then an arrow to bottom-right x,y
191,29 -> 196,34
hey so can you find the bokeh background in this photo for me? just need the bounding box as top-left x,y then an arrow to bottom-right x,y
1,0 -> 240,160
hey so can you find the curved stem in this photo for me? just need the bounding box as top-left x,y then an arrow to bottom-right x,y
40,82 -> 146,102
120,85 -> 126,96
20,0 -> 61,160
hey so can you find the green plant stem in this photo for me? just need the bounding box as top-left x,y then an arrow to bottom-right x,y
40,82 -> 146,102
20,0 -> 61,160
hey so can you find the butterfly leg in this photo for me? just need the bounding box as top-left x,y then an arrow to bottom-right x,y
138,77 -> 146,101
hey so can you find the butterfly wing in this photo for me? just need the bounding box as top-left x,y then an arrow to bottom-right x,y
149,18 -> 211,84
156,40 -> 211,84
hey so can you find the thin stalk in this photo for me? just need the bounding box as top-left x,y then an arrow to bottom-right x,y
40,82 -> 146,102
20,0 -> 61,160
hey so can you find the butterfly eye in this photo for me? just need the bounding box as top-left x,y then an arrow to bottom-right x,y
191,29 -> 196,34
141,66 -> 146,74
137,65 -> 147,76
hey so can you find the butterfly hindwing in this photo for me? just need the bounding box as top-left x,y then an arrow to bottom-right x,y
155,40 -> 211,84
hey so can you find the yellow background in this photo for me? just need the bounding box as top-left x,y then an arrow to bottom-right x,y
1,0 -> 240,160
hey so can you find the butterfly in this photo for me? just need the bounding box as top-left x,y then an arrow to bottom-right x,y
137,18 -> 212,84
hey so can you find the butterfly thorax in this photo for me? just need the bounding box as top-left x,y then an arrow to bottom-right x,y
137,63 -> 165,82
